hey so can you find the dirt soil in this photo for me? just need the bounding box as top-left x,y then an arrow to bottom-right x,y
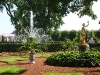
0,54 -> 100,75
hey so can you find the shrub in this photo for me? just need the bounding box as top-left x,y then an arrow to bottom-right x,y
45,51 -> 100,67
89,43 -> 100,50
0,42 -> 23,52
36,41 -> 78,52
35,41 -> 66,52
35,43 -> 48,52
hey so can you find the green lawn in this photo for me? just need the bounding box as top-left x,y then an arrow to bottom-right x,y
0,66 -> 27,75
36,53 -> 51,58
44,72 -> 84,75
0,52 -> 51,64
0,57 -> 28,64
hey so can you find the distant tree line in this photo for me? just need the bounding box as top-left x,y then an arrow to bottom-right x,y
51,29 -> 100,42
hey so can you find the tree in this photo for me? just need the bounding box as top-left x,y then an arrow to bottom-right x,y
0,0 -> 98,35
60,30 -> 69,41
51,30 -> 61,41
69,30 -> 77,40
95,29 -> 100,39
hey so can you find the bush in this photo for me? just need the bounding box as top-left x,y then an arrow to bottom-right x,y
88,43 -> 100,50
35,41 -> 66,52
35,43 -> 48,52
34,40 -> 78,52
47,42 -> 64,52
45,51 -> 100,67
0,42 -> 23,52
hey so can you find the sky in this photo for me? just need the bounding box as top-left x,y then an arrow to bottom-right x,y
0,9 -> 15,34
0,1 -> 100,34
60,1 -> 100,31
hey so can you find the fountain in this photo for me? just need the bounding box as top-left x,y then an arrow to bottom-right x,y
15,10 -> 52,43
14,10 -> 52,64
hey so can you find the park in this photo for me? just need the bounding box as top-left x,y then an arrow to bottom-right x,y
0,0 -> 100,75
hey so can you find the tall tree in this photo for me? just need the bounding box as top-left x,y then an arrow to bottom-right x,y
95,29 -> 100,39
69,30 -> 77,40
60,30 -> 70,41
0,0 -> 98,35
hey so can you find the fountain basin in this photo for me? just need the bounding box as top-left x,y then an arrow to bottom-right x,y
78,43 -> 89,52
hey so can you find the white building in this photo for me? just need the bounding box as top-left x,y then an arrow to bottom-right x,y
0,34 -> 15,42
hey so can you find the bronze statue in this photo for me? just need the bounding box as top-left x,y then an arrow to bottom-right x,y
80,21 -> 89,44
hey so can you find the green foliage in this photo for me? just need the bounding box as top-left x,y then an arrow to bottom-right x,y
47,42 -> 64,52
86,30 -> 95,39
89,43 -> 100,50
35,40 -> 78,52
0,66 -> 27,75
35,43 -> 48,52
26,38 -> 37,51
51,30 -> 78,41
35,41 -> 68,52
64,39 -> 77,51
45,51 -> 100,67
69,30 -> 77,41
1,36 -> 4,42
51,30 -> 61,41
0,0 -> 98,34
44,72 -> 84,75
19,37 -> 37,52
36,53 -> 51,58
60,30 -> 69,41
95,30 -> 100,39
0,42 -> 23,52
51,30 -> 80,42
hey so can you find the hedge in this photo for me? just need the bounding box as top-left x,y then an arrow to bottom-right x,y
0,42 -> 23,52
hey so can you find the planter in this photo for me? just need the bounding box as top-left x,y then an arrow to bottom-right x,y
29,51 -> 35,64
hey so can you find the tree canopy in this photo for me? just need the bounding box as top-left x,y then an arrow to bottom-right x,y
0,0 -> 98,34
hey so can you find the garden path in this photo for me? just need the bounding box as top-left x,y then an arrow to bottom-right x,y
0,53 -> 100,75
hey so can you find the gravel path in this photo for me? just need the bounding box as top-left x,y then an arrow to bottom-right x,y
0,56 -> 100,75
11,58 -> 100,75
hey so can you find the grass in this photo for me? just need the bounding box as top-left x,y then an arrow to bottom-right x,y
0,57 -> 28,64
0,52 -> 52,58
44,72 -> 84,75
19,52 -> 52,58
0,66 -> 27,75
0,52 -> 51,64
36,53 -> 51,58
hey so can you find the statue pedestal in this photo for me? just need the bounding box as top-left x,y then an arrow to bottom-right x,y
78,43 -> 89,53
29,51 -> 35,64
30,61 -> 35,64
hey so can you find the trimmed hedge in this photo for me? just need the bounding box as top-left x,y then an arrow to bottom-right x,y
35,42 -> 100,52
0,41 -> 67,52
3,41 -> 100,52
35,41 -> 68,52
45,51 -> 100,67
88,43 -> 100,50
0,42 -> 23,52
